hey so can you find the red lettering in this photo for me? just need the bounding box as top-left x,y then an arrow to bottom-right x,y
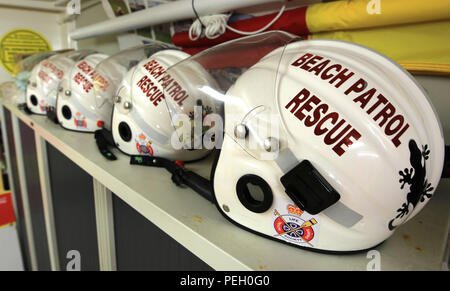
345,78 -> 367,95
332,129 -> 361,156
321,64 -> 342,80
366,94 -> 388,114
324,121 -> 352,145
305,103 -> 328,127
314,112 -> 339,136
309,60 -> 330,76
285,88 -> 310,113
385,115 -> 405,136
391,123 -> 409,147
353,88 -> 376,109
152,92 -> 164,106
373,102 -> 395,127
329,68 -> 354,88
301,56 -> 323,71
295,95 -> 320,121
291,53 -> 314,67
136,76 -> 148,88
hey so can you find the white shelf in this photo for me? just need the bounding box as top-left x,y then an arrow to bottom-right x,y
1,98 -> 449,271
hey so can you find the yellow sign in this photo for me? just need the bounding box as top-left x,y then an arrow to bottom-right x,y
0,28 -> 52,76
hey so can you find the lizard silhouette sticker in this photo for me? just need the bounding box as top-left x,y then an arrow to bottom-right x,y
388,139 -> 434,230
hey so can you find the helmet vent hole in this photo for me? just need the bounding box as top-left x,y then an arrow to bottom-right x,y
30,95 -> 38,106
246,183 -> 265,203
61,105 -> 72,120
118,122 -> 132,142
236,175 -> 273,213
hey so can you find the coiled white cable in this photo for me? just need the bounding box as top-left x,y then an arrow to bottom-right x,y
188,4 -> 286,41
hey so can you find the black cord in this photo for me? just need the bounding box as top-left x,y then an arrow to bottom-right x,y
192,0 -> 205,36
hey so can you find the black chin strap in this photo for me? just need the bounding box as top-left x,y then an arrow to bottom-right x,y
17,103 -> 33,115
95,128 -> 117,161
130,155 -> 214,202
46,106 -> 59,124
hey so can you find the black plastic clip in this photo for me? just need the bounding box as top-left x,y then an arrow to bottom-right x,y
130,155 -> 214,202
280,160 -> 340,215
95,129 -> 117,161
17,103 -> 33,115
46,106 -> 59,124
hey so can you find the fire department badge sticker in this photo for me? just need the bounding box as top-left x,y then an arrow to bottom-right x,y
273,204 -> 319,247
74,112 -> 87,128
39,99 -> 48,113
135,133 -> 154,156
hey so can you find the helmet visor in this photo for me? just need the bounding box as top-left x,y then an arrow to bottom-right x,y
93,42 -> 174,131
36,50 -> 97,106
59,53 -> 109,121
14,51 -> 59,77
162,31 -> 301,159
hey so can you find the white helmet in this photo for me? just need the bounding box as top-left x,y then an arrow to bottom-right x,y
14,51 -> 59,105
93,44 -> 175,133
56,53 -> 109,132
26,50 -> 95,115
163,31 -> 445,252
110,47 -> 216,161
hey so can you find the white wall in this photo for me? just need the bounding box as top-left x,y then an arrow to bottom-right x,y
416,75 -> 450,143
75,1 -> 120,55
0,7 -> 67,82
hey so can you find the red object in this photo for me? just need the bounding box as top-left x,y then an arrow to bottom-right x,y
97,120 -> 105,128
175,160 -> 185,167
172,6 -> 309,48
148,145 -> 154,156
183,41 -> 296,69
273,217 -> 314,241
0,192 -> 16,227
178,29 -> 299,69
136,143 -> 141,153
182,46 -> 210,55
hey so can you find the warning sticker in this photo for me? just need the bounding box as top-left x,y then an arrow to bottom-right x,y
0,28 -> 52,76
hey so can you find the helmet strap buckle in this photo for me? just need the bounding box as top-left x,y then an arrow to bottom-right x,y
280,160 -> 340,215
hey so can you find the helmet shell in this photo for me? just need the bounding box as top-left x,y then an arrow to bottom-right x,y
26,54 -> 74,114
57,53 -> 109,132
26,50 -> 96,115
111,49 -> 213,161
212,39 -> 444,252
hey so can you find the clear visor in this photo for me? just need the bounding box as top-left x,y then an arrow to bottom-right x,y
14,51 -> 59,76
93,42 -> 174,130
38,50 -> 97,103
162,31 -> 301,159
123,47 -> 196,147
14,52 -> 58,93
59,53 -> 109,120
